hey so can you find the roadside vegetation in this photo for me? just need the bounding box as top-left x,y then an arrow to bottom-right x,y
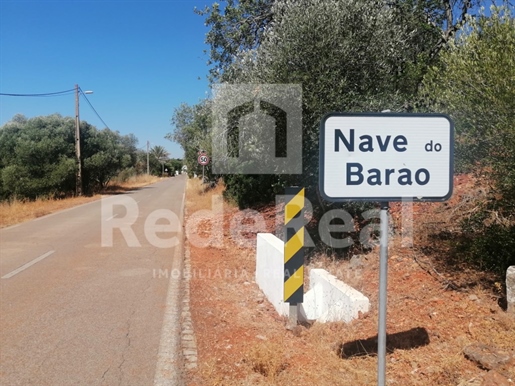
170,1 -> 515,283
421,7 -> 515,278
0,113 -> 182,201
185,176 -> 515,385
0,113 -> 181,226
178,4 -> 515,383
0,174 -> 161,228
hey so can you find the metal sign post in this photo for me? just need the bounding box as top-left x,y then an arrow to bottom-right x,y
319,113 -> 454,386
377,202 -> 389,386
197,151 -> 210,183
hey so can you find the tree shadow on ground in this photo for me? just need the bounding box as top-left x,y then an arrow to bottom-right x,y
99,186 -> 155,195
338,327 -> 430,359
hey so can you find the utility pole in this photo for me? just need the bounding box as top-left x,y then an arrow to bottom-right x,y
75,84 -> 83,196
74,85 -> 93,196
147,141 -> 150,175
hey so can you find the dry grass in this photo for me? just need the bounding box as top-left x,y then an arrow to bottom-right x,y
185,175 -> 515,386
0,174 -> 162,228
245,341 -> 288,381
188,178 -> 225,196
0,195 -> 100,228
186,178 -> 226,212
103,174 -> 162,194
120,173 -> 161,187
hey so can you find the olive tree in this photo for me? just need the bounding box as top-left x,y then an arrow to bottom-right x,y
205,0 -> 448,207
168,100 -> 213,178
422,6 -> 515,275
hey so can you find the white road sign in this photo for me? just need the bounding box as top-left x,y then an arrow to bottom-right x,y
319,113 -> 454,202
198,154 -> 210,166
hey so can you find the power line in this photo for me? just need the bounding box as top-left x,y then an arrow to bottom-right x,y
79,87 -> 110,130
1,86 -> 111,131
0,88 -> 75,97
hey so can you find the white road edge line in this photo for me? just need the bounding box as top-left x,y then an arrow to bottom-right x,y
153,182 -> 186,386
179,191 -> 185,223
2,250 -> 56,279
105,214 -> 118,221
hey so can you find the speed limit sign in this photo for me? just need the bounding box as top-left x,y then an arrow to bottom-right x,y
198,154 -> 210,166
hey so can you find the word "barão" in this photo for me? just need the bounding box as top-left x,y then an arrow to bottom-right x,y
335,129 -> 430,186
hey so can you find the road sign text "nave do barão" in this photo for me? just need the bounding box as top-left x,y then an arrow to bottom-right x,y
320,113 -> 454,202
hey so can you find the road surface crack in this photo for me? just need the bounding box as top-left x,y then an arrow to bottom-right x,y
117,308 -> 135,385
101,366 -> 110,383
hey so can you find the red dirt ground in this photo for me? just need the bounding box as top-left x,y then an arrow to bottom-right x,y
184,177 -> 514,386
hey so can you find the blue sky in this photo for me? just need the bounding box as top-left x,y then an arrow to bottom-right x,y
0,0 -> 214,158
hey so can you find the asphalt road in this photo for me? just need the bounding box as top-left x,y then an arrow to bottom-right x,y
0,176 -> 186,386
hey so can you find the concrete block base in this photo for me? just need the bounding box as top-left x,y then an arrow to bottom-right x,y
256,233 -> 369,324
300,269 -> 370,323
255,233 -> 289,317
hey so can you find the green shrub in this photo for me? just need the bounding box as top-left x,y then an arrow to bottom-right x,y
454,223 -> 515,277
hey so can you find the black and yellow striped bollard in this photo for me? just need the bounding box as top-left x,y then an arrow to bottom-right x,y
284,187 -> 305,327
